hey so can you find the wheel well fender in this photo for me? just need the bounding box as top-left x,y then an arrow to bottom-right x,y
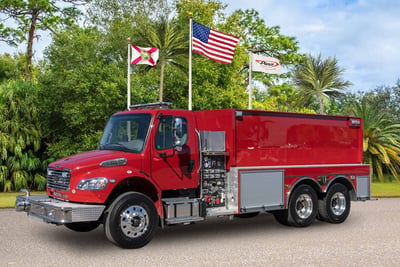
105,176 -> 160,207
286,177 -> 323,207
326,176 -> 356,200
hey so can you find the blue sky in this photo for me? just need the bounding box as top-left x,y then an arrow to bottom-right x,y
1,1 -> 399,92
223,0 -> 400,92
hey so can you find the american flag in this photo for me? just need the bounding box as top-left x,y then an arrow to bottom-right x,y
192,20 -> 239,64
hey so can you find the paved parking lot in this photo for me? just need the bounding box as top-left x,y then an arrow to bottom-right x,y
1,198 -> 400,266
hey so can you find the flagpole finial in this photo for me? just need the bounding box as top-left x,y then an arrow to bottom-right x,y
127,37 -> 131,43
189,12 -> 193,17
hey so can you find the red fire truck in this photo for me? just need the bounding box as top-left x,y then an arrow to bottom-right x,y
16,103 -> 370,248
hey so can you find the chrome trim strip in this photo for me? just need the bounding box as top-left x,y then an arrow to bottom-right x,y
233,163 -> 370,170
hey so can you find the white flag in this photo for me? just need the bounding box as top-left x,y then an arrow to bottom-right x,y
251,53 -> 283,74
131,45 -> 159,67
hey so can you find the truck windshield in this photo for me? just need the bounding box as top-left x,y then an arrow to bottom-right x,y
99,114 -> 152,153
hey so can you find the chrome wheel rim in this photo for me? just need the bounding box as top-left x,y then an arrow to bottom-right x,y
330,192 -> 346,216
120,205 -> 149,238
295,194 -> 313,219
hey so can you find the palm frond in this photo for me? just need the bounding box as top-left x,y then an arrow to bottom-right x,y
293,54 -> 352,113
135,17 -> 188,102
351,99 -> 400,182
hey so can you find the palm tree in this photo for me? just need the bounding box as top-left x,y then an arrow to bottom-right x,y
351,99 -> 400,182
293,54 -> 352,114
137,17 -> 188,102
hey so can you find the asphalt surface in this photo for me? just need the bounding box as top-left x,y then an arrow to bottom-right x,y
1,198 -> 400,267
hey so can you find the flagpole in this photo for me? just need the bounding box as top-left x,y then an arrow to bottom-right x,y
188,13 -> 193,111
248,47 -> 253,110
127,38 -> 131,110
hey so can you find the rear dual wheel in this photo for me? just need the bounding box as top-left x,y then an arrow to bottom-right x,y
288,184 -> 318,227
273,184 -> 318,227
318,183 -> 350,224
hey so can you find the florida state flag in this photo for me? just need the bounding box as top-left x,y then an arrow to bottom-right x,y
131,45 -> 159,67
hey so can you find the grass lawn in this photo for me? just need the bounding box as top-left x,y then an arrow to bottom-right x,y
0,182 -> 399,208
0,191 -> 45,209
371,181 -> 400,198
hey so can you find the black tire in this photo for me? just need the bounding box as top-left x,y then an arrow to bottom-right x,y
234,212 -> 260,219
288,184 -> 318,227
104,192 -> 158,249
64,221 -> 100,232
318,183 -> 351,224
272,210 -> 290,226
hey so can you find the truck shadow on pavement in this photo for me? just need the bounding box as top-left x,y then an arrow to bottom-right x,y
33,212 -> 342,251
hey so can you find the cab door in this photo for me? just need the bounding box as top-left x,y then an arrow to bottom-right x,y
150,111 -> 199,190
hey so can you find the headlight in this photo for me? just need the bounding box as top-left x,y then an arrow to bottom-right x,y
76,177 -> 108,191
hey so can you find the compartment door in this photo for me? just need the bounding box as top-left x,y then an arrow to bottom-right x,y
239,169 -> 284,212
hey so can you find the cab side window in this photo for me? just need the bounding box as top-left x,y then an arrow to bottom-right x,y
155,116 -> 188,150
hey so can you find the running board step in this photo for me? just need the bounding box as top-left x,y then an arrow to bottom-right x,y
165,216 -> 204,225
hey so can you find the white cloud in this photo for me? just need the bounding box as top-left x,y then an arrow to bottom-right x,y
302,23 -> 330,34
223,0 -> 400,91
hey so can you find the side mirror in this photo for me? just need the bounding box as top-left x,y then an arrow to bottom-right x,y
173,117 -> 183,150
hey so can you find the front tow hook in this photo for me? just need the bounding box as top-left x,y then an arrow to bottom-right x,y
15,189 -> 31,212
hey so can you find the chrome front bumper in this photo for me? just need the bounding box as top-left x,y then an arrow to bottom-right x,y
15,193 -> 105,224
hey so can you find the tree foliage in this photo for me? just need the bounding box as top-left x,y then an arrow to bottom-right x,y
231,9 -> 305,110
87,0 -> 170,30
253,83 -> 315,113
0,80 -> 46,191
0,53 -> 26,83
38,26 -> 129,159
351,99 -> 400,182
0,0 -> 85,81
235,9 -> 302,65
359,82 -> 400,122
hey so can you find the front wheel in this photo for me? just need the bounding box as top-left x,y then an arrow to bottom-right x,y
288,184 -> 318,227
318,183 -> 351,224
104,192 -> 158,249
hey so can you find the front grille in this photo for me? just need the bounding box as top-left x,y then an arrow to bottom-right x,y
47,167 -> 71,191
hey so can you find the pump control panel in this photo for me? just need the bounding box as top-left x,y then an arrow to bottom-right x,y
201,153 -> 227,208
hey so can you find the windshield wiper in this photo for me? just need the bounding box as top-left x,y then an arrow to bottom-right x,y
107,143 -> 125,147
99,143 -> 130,152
